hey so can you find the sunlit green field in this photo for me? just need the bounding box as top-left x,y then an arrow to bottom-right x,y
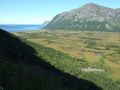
15,30 -> 120,80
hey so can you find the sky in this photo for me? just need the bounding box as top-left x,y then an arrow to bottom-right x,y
0,0 -> 120,24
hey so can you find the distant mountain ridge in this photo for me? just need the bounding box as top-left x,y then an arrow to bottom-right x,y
45,3 -> 120,31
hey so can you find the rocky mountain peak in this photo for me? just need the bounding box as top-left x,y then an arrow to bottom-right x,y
82,3 -> 100,8
45,3 -> 120,31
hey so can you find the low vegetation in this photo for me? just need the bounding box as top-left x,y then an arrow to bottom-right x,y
0,29 -> 103,90
15,30 -> 120,90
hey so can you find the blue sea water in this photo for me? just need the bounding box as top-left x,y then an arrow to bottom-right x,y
0,25 -> 43,32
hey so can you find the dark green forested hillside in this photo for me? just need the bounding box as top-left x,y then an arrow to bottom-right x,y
0,29 -> 102,90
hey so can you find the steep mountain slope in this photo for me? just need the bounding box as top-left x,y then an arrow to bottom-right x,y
0,29 -> 102,90
45,3 -> 120,31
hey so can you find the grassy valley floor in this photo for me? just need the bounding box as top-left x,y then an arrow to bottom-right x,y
14,30 -> 120,89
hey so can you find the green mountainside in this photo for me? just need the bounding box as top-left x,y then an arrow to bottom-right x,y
45,3 -> 120,31
14,30 -> 120,90
0,29 -> 103,90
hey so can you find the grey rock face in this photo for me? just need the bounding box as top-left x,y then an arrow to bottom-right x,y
45,3 -> 120,31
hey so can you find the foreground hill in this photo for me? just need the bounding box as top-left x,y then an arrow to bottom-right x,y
45,3 -> 120,31
15,30 -> 120,90
0,29 -> 103,90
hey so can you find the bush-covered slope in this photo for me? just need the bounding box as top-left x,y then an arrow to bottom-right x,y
0,29 -> 102,90
29,40 -> 120,90
15,30 -> 120,90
